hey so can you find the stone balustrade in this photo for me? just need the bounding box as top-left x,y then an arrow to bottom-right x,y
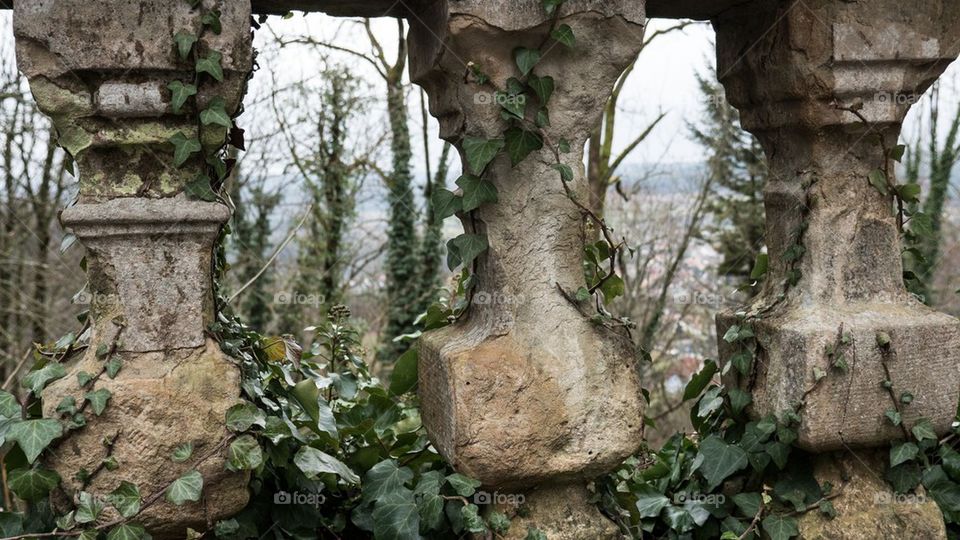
6,0 -> 960,537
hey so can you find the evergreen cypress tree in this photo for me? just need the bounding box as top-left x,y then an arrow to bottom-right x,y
690,70 -> 768,286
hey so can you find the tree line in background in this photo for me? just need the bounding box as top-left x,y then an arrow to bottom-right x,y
1,17 -> 960,439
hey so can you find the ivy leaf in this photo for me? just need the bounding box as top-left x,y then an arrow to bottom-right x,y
731,351 -> 753,375
7,467 -> 60,502
446,473 -> 481,497
462,137 -> 504,175
447,234 -> 489,270
167,81 -> 197,114
513,47 -> 541,76
166,470 -> 203,505
663,505 -> 695,533
898,183 -> 922,204
535,108 -> 551,128
890,441 -> 919,467
911,419 -> 937,442
174,31 -> 198,60
195,51 -> 224,82
22,363 -> 66,395
553,163 -> 574,182
371,490 -> 420,540
431,188 -> 462,221
682,360 -> 717,402
885,409 -> 902,426
290,380 -> 338,438
55,332 -> 77,350
761,514 -> 799,540
201,10 -> 222,34
496,91 -> 526,120
362,460 -> 414,504
77,371 -> 94,387
504,127 -> 543,166
106,523 -> 149,540
225,402 -> 266,432
200,97 -> 232,129
890,144 -> 907,162
868,169 -> 889,196
600,274 -> 626,302
732,492 -> 762,518
0,391 -> 21,419
389,348 -> 419,396
227,435 -> 263,471
634,485 -> 670,518
527,74 -> 555,105
185,175 -> 218,202
551,24 -> 576,48
8,419 -> 63,464
541,0 -> 565,15
457,175 -> 499,212
750,253 -> 769,280
172,443 -> 194,463
461,504 -> 487,534
76,491 -> 105,524
168,132 -> 201,168
697,435 -> 748,489
85,388 -> 112,416
108,481 -> 141,518
294,446 -> 360,484
728,388 -> 752,415
887,462 -> 922,493
106,357 -> 123,379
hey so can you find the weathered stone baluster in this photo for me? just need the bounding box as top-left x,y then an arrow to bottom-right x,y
409,1 -> 646,536
714,0 -> 960,536
14,0 -> 252,535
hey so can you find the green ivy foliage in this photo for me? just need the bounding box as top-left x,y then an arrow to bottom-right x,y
205,305 -> 514,539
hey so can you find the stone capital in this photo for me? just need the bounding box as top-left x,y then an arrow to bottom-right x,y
14,0 -> 253,200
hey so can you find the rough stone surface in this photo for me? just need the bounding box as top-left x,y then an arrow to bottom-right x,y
43,338 -> 248,538
714,0 -> 960,451
798,450 -> 946,539
496,484 -> 621,540
61,197 -> 229,353
718,305 -> 960,451
14,0 -> 252,201
410,1 -> 646,491
247,0 -> 751,21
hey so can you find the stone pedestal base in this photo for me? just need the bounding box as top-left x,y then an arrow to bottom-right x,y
44,338 -> 248,538
419,325 -> 644,490
496,483 -> 620,540
798,449 -> 946,539
718,302 -> 960,451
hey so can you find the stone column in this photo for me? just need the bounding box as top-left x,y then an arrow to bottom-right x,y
409,2 -> 646,537
14,0 -> 252,535
714,0 -> 960,536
